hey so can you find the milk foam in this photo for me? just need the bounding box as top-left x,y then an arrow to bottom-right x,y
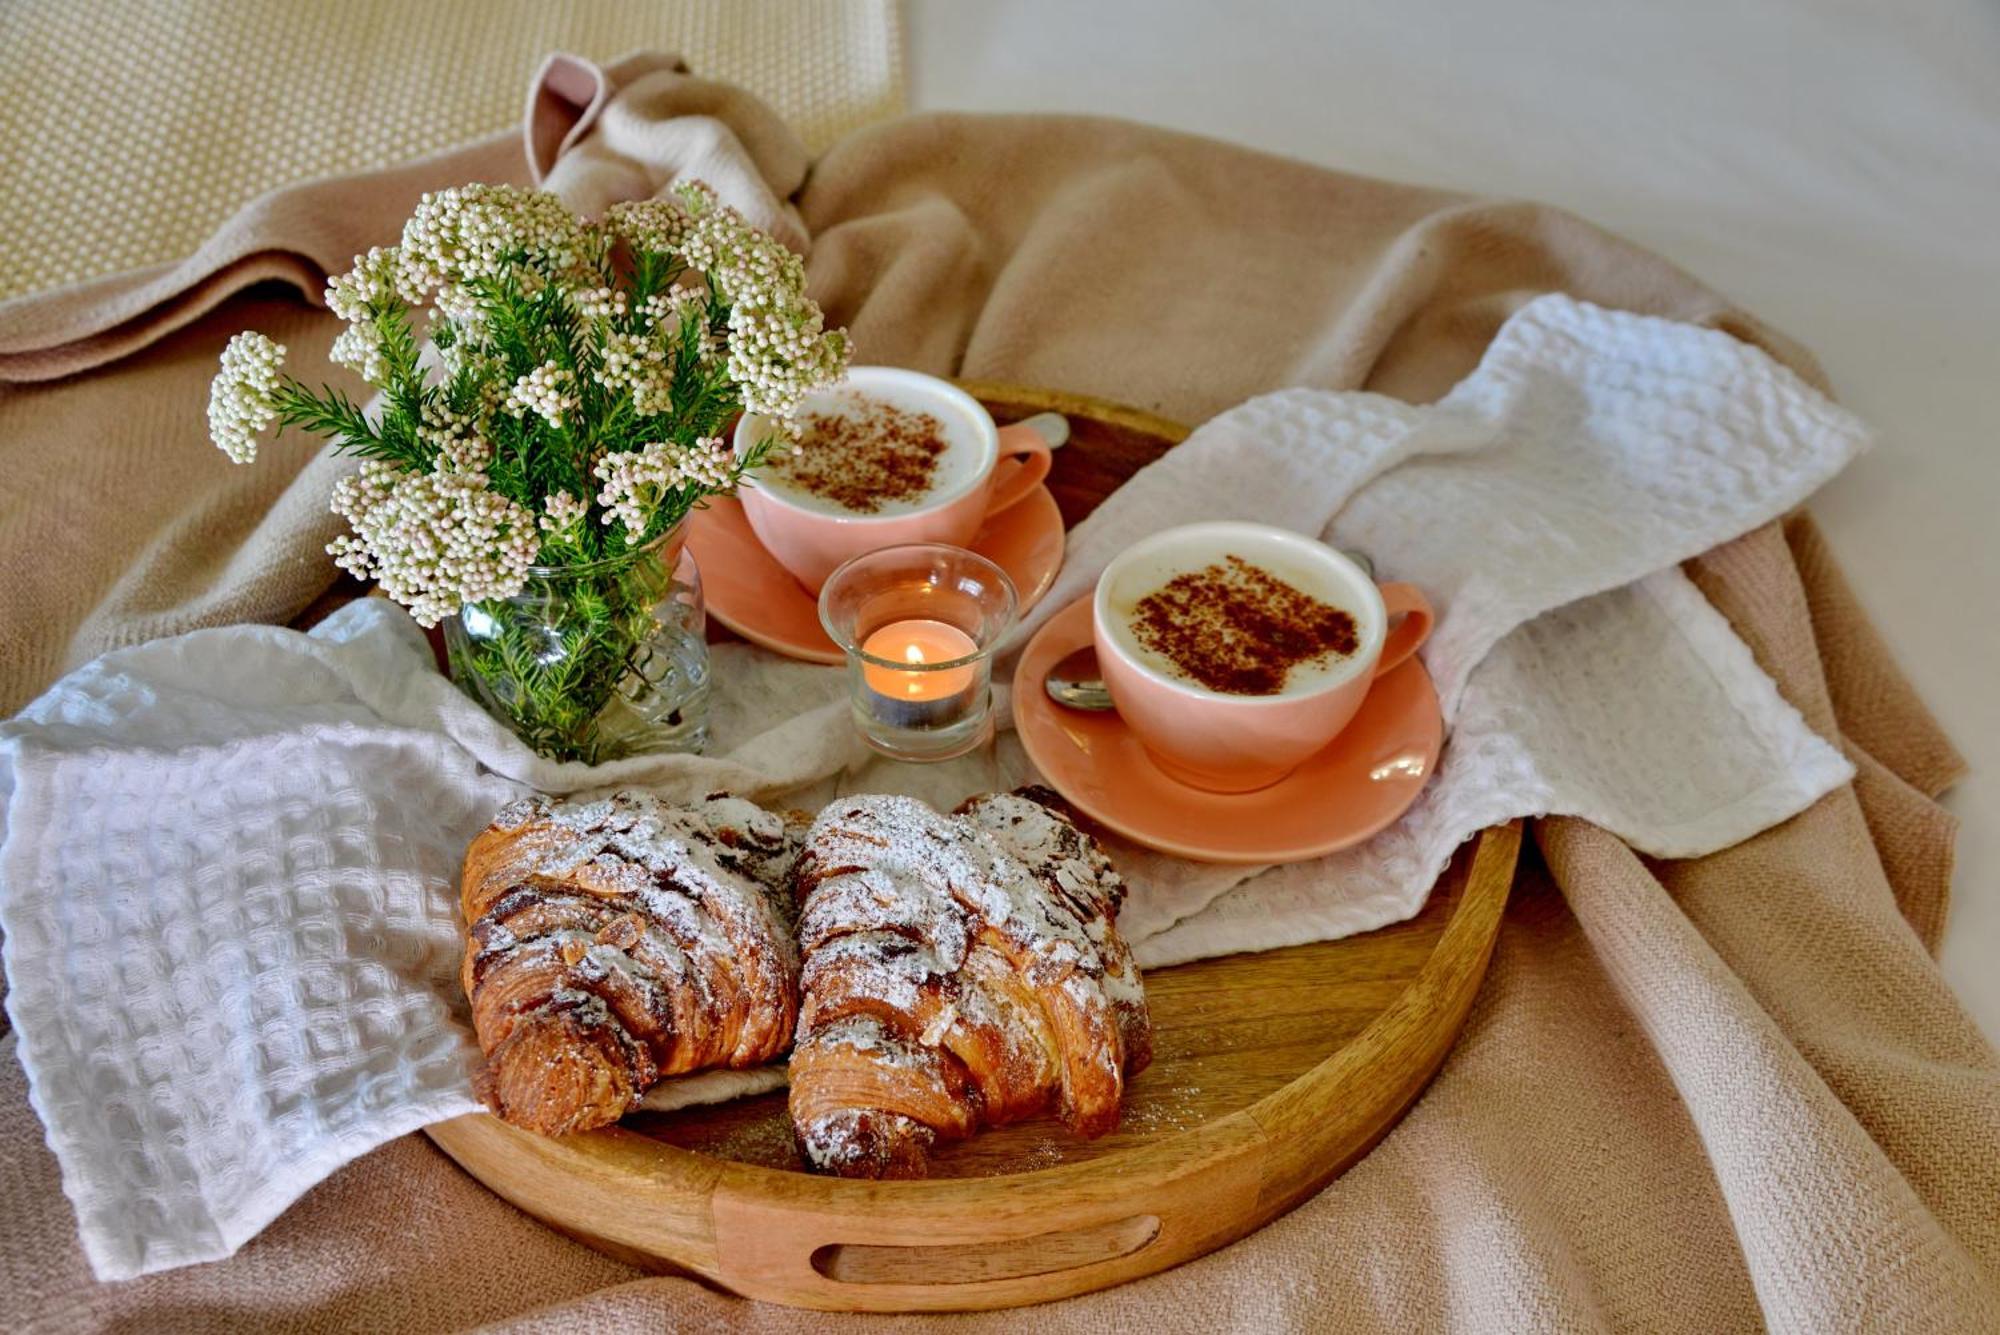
745,383 -> 990,518
1103,540 -> 1377,696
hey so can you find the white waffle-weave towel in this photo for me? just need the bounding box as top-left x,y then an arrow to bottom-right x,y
0,296 -> 1865,1278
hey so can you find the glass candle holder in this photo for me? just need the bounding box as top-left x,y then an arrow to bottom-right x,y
819,544 -> 1019,762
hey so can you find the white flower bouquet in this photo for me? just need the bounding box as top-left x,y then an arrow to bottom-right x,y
209,182 -> 849,761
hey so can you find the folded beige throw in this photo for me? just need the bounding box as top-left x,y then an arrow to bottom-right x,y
0,52 -> 1992,1333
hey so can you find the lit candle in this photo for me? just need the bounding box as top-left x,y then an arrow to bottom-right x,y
822,545 -> 1015,761
861,619 -> 979,704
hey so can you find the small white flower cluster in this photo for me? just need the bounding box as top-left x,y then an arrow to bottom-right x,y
605,196 -> 695,257
419,399 -> 493,475
640,286 -> 704,331
677,435 -> 736,490
571,286 -> 628,322
323,249 -> 409,386
592,436 -> 735,542
667,182 -> 849,419
397,184 -> 591,303
504,362 -> 579,428
595,332 -> 674,415
669,181 -> 742,272
329,324 -> 386,384
433,292 -> 490,330
539,488 -> 589,535
324,247 -> 408,323
328,461 -> 538,626
207,332 -> 287,463
724,300 -> 849,421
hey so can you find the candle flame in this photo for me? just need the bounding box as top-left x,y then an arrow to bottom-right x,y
860,619 -> 978,707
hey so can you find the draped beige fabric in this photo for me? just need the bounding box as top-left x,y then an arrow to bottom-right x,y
0,54 -> 1991,1333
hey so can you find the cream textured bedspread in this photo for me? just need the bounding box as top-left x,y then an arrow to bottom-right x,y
0,0 -> 900,299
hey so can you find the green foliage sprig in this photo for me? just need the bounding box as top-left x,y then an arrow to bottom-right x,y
208,181 -> 850,626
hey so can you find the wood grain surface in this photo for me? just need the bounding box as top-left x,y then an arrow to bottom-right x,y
426,384 -> 1518,1312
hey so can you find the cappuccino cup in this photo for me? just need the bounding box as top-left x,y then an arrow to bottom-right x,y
1093,521 -> 1433,793
734,367 -> 1052,593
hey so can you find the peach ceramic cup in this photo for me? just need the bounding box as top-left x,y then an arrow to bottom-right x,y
1092,521 -> 1434,794
733,367 -> 1053,594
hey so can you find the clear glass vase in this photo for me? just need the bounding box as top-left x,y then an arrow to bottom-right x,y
442,523 -> 710,764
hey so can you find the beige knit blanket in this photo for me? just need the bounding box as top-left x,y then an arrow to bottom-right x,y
1,53 -> 1993,1333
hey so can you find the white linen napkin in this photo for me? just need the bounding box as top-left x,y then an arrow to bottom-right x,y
0,296 -> 1866,1279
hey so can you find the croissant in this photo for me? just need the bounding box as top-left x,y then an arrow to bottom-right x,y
788,787 -> 1152,1177
459,790 -> 805,1136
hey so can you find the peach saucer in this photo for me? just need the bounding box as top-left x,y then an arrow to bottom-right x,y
688,486 -> 1066,665
1013,597 -> 1444,864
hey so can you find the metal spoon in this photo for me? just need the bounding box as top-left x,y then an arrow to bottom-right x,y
1042,548 -> 1377,712
1013,411 -> 1070,448
1045,644 -> 1116,711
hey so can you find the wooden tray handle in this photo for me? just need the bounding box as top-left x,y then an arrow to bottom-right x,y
813,1212 -> 1162,1285
707,1114 -> 1270,1311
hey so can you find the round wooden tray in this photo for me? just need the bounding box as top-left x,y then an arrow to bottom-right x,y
426,385 -> 1519,1313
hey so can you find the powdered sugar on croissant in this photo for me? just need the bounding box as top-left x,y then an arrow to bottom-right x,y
788,787 -> 1152,1177
459,790 -> 807,1137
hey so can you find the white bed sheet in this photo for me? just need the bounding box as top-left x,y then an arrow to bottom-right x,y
909,0 -> 2000,1039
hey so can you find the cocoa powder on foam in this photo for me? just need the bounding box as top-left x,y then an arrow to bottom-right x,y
1128,555 -> 1358,695
766,396 -> 949,513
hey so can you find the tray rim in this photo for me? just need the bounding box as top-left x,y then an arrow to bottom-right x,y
426,382 -> 1519,1312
